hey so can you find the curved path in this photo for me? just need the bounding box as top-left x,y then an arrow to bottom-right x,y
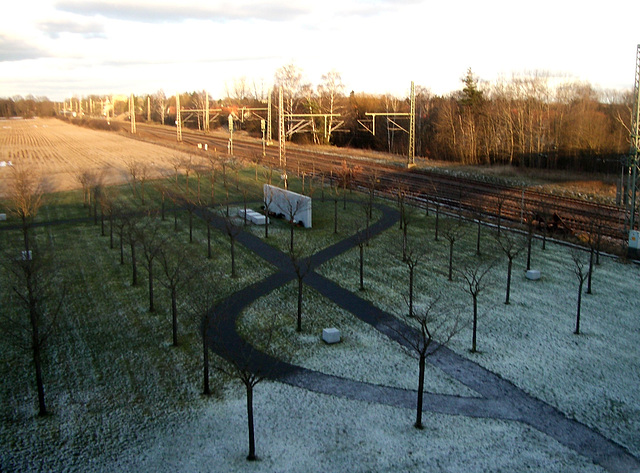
203,203 -> 639,473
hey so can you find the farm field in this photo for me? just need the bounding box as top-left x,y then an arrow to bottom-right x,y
0,122 -> 638,472
0,118 -> 199,196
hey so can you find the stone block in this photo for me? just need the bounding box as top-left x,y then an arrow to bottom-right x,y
322,328 -> 341,344
526,269 -> 541,280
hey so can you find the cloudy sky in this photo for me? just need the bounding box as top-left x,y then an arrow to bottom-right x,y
1,0 -> 639,101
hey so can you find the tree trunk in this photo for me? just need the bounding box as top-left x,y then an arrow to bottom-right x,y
207,222 -> 212,259
230,237 -> 236,278
505,258 -> 512,304
471,296 -> 478,352
171,287 -> 178,346
246,383 -> 256,461
29,301 -> 47,416
334,199 -> 338,234
189,212 -> 193,243
119,233 -> 124,264
131,242 -> 138,286
297,277 -> 303,332
109,215 -> 114,249
526,230 -> 533,271
476,220 -> 481,255
448,241 -> 454,281
409,265 -> 414,317
290,222 -> 295,253
402,222 -> 408,261
415,353 -> 425,429
575,281 -> 583,335
359,244 -> 364,291
587,247 -> 594,294
202,332 -> 210,395
435,205 -> 439,241
148,260 -> 154,312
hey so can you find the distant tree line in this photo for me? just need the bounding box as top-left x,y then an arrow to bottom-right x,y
152,67 -> 634,173
5,66 -> 634,173
0,96 -> 56,118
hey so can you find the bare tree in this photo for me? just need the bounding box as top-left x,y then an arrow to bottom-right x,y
157,240 -> 197,346
570,249 -> 588,335
153,89 -> 167,125
220,208 -> 242,278
318,69 -> 345,144
8,165 -> 43,254
207,300 -> 281,461
124,215 -> 141,287
126,159 -> 141,200
390,297 -> 462,429
112,203 -> 130,265
494,231 -> 526,305
457,259 -> 494,353
399,236 -> 423,319
139,217 -> 166,312
441,218 -> 464,281
288,243 -> 314,332
1,242 -> 65,417
75,168 -> 96,209
185,267 -> 221,396
525,211 -> 535,271
283,193 -> 309,254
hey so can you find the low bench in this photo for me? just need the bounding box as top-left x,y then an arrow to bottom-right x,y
237,209 -> 268,225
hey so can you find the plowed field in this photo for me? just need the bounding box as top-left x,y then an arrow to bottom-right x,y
0,118 -> 195,196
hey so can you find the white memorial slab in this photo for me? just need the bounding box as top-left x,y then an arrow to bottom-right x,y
264,184 -> 312,228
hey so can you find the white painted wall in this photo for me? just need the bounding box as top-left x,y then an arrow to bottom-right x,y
263,184 -> 312,228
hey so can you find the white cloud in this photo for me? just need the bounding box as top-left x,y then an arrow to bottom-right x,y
0,0 -> 638,100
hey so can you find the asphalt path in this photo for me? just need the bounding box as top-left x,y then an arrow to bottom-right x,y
206,203 -> 639,472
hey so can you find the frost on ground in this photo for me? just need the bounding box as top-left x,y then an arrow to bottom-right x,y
1,194 -> 638,472
317,207 -> 640,460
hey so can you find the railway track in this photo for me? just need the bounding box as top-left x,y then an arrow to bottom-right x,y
132,123 -> 628,246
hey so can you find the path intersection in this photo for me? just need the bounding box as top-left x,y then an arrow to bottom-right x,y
204,203 -> 639,473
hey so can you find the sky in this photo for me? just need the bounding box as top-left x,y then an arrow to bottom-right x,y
1,0 -> 639,102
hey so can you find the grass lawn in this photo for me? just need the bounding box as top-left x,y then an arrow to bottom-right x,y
1,169 -> 638,472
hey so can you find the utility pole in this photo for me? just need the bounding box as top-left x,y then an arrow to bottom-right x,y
408,81 -> 416,168
205,92 -> 210,133
129,94 -> 136,134
228,114 -> 234,155
627,44 -> 640,257
278,86 -> 287,188
267,90 -> 273,144
176,93 -> 182,142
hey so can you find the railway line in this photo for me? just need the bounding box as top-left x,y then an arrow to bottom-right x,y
133,122 -> 628,248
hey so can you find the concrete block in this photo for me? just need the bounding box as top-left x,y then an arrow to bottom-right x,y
322,328 -> 341,344
0,213 -> 6,221
526,269 -> 541,280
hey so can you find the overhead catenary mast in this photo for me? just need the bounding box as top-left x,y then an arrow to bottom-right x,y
627,44 -> 640,257
175,92 -> 182,142
129,94 -> 136,134
409,81 -> 416,167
